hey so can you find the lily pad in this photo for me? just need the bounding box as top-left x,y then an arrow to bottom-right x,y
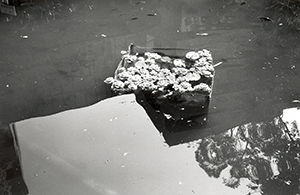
161,56 -> 172,63
185,51 -> 200,61
185,72 -> 201,81
173,59 -> 186,67
135,61 -> 146,68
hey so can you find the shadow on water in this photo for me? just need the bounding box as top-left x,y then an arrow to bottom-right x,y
135,85 -> 300,195
135,89 -> 214,145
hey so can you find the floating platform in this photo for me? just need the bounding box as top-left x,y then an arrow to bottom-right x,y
105,44 -> 215,121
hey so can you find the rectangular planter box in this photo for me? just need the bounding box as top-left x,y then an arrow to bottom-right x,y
105,44 -> 215,121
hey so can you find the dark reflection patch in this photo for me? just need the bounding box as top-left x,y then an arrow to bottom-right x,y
195,108 -> 300,195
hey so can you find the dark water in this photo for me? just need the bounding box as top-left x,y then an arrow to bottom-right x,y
1,0 -> 300,194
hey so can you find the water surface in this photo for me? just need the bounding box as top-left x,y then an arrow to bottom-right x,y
1,0 -> 300,194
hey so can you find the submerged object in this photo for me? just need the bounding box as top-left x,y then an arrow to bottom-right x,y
105,44 -> 215,121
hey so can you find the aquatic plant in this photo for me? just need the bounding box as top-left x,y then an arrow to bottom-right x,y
104,49 -> 215,95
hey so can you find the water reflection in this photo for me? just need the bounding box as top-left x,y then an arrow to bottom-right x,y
194,107 -> 300,195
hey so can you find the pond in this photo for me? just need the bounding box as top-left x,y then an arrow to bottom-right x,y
1,0 -> 300,194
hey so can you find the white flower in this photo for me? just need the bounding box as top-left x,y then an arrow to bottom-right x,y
127,83 -> 138,91
205,65 -> 215,73
149,70 -> 158,76
117,67 -> 126,73
145,52 -> 161,60
201,70 -> 213,78
137,56 -> 145,61
135,60 -> 146,69
127,66 -> 138,74
149,64 -> 161,72
144,52 -> 151,58
139,68 -> 150,76
157,79 -> 169,88
185,51 -> 200,60
180,81 -> 192,89
176,76 -> 186,83
158,87 -> 165,92
129,75 -> 142,84
117,71 -> 131,80
166,74 -> 176,83
173,59 -> 186,67
142,74 -> 156,82
193,83 -> 211,93
184,72 -> 201,81
124,80 -> 131,86
172,67 -> 188,76
160,56 -> 172,63
195,57 -> 208,67
198,49 -> 211,57
104,77 -> 115,84
145,58 -> 156,65
158,71 -> 165,78
174,84 -> 187,92
139,81 -> 156,90
120,50 -> 127,55
202,49 -> 211,57
206,56 -> 213,63
160,68 -> 171,75
112,80 -> 125,89
126,54 -> 138,62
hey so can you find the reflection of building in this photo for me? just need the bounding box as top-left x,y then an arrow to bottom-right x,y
195,107 -> 300,194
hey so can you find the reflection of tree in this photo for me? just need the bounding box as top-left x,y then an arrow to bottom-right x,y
195,114 -> 300,195
0,165 -> 12,195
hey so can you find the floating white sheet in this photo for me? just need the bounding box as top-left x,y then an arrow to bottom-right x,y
11,94 -> 270,195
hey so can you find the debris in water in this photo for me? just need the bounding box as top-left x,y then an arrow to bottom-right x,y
147,13 -> 157,16
134,1 -> 146,5
120,50 -> 127,55
196,32 -> 208,36
292,100 -> 300,103
21,35 -> 28,39
213,62 -> 223,67
101,34 -> 107,37
163,113 -> 173,119
259,16 -> 274,23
